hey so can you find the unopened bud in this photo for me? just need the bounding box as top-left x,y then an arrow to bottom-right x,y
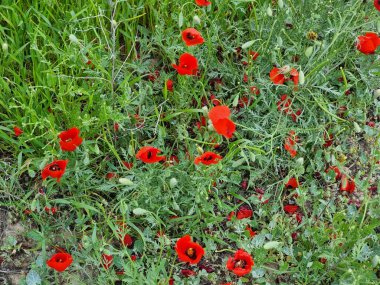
2,42 -> 8,53
278,0 -> 284,9
169,178 -> 178,188
353,122 -> 362,133
267,6 -> 273,17
193,15 -> 201,25
299,70 -> 305,85
69,34 -> 79,44
305,46 -> 313,57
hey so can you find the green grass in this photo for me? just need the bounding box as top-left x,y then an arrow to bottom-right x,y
1,0 -> 380,284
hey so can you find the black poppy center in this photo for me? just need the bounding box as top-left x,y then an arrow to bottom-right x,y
203,155 -> 214,161
49,164 -> 61,171
147,151 -> 152,159
234,259 -> 246,268
186,248 -> 197,260
186,33 -> 195,40
56,257 -> 66,263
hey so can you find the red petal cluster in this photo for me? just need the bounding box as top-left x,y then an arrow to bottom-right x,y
175,235 -> 205,264
136,146 -> 165,163
208,106 -> 236,138
226,249 -> 254,276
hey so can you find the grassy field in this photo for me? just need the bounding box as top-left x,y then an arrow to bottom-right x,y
1,0 -> 380,284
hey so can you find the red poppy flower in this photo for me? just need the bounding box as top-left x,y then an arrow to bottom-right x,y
290,109 -> 302,122
41,160 -> 68,182
227,211 -> 235,221
340,175 -> 355,194
375,0 -> 380,11
284,204 -> 299,214
46,252 -> 73,272
284,131 -> 298,158
356,32 -> 380,54
172,53 -> 198,75
122,234 -> 134,248
270,67 -> 285,84
208,106 -> 236,138
194,151 -> 222,165
175,235 -> 205,264
147,70 -> 160,82
245,226 -> 256,238
195,0 -> 211,6
325,166 -> 341,180
250,86 -> 260,95
58,127 -> 83,151
236,206 -> 253,219
249,51 -> 259,60
122,161 -> 133,169
14,126 -> 23,137
226,249 -> 254,277
182,28 -> 204,46
169,278 -> 175,285
136,146 -> 165,163
323,133 -> 334,148
114,123 -> 119,132
289,68 -> 299,86
277,94 -> 293,114
102,254 -> 113,269
238,96 -> 253,108
181,269 -> 197,277
166,79 -> 174,92
196,116 -> 207,129
270,66 -> 299,86
106,172 -> 116,180
295,212 -> 303,224
285,177 -> 299,189
210,94 -> 221,106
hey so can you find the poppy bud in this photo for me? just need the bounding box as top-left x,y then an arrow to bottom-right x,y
372,255 -> 380,267
374,89 -> 380,97
111,20 -> 117,27
196,145 -> 204,154
298,70 -> 305,85
2,42 -> 8,53
170,177 -> 178,188
119,178 -> 134,185
278,0 -> 284,8
305,46 -> 313,57
296,157 -> 304,165
266,6 -> 273,17
193,15 -> 201,25
132,208 -> 148,216
202,105 -> 209,115
353,122 -> 362,133
69,34 -> 79,44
